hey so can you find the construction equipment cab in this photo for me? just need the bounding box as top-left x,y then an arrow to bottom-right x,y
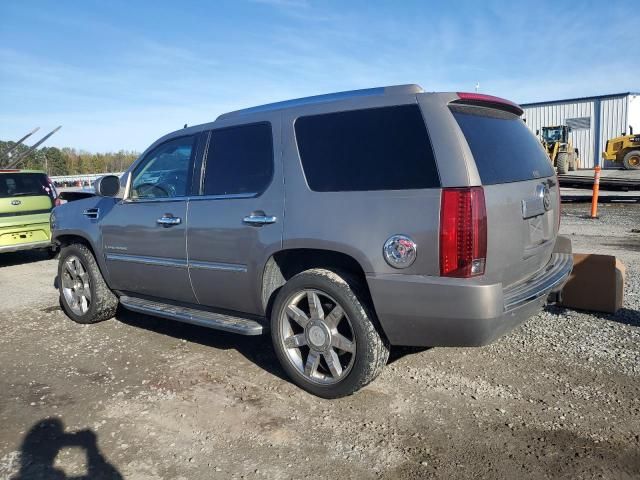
602,128 -> 640,169
539,125 -> 579,174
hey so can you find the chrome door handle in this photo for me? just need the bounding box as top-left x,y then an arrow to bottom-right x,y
157,215 -> 181,227
243,214 -> 277,226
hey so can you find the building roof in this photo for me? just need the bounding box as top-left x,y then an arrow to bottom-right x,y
217,84 -> 425,120
521,92 -> 639,108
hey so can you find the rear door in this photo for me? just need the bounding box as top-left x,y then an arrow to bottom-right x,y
187,120 -> 283,316
450,104 -> 559,287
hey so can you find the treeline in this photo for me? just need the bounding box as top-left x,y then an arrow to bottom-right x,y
0,140 -> 139,176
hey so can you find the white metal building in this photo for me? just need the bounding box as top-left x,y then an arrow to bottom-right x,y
521,92 -> 640,169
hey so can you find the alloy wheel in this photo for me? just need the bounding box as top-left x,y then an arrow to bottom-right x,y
61,255 -> 92,315
279,289 -> 356,384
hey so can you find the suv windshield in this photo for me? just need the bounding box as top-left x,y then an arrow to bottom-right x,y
0,172 -> 55,200
451,105 -> 555,184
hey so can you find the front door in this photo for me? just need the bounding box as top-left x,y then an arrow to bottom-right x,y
187,120 -> 283,315
101,134 -> 198,303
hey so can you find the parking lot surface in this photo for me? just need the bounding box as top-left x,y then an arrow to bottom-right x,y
1,204 -> 639,480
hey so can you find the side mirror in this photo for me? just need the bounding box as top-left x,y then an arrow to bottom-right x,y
95,175 -> 121,197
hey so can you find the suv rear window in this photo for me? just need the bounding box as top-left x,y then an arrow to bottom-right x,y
295,105 -> 440,192
0,173 -> 55,201
451,105 -> 555,184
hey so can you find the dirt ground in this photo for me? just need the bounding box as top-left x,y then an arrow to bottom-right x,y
1,204 -> 639,480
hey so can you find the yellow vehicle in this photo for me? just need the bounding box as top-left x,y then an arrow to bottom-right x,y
0,169 -> 58,255
602,130 -> 640,170
538,125 -> 578,174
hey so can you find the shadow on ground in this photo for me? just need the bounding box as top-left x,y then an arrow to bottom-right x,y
0,250 -> 54,268
115,307 -> 291,383
114,307 -> 426,383
11,418 -> 121,480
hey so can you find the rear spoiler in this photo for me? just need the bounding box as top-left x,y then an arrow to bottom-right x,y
451,92 -> 524,116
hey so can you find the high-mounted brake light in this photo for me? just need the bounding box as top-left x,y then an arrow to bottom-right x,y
454,92 -> 523,116
439,187 -> 487,278
0,169 -> 20,172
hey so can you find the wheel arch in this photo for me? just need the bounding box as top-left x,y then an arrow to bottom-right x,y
55,233 -> 112,287
260,248 -> 374,319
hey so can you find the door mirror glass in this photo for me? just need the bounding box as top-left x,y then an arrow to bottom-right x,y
95,175 -> 121,197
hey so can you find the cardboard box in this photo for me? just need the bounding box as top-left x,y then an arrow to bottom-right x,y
559,254 -> 625,314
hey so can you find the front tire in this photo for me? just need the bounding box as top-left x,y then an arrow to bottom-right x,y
623,150 -> 640,170
58,243 -> 118,324
271,268 -> 389,398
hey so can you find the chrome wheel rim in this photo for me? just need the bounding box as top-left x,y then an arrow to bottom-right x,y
61,255 -> 92,315
279,289 -> 356,385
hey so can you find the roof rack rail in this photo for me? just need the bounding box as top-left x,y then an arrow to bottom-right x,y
217,84 -> 424,121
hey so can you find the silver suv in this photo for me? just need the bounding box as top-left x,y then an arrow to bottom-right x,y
52,85 -> 572,398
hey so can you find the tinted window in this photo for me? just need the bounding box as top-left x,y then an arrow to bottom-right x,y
131,136 -> 195,199
451,106 -> 555,184
295,105 -> 440,192
0,173 -> 55,201
203,123 -> 273,196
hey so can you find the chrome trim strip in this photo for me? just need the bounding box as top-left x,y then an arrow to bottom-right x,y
188,260 -> 247,273
105,253 -> 187,268
187,192 -> 258,202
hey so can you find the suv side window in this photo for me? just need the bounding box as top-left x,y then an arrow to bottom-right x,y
202,122 -> 273,196
295,105 -> 440,192
130,135 -> 196,199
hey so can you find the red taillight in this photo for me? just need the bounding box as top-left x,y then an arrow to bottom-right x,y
439,187 -> 487,278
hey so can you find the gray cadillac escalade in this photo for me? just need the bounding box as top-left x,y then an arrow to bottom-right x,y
51,84 -> 572,398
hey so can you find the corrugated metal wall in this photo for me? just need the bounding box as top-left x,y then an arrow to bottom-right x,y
600,96 -> 629,168
522,94 -> 630,169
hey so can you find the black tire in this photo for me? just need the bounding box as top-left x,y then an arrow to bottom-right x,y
556,152 -> 569,175
568,152 -> 577,171
271,268 -> 389,398
622,150 -> 640,170
58,243 -> 118,324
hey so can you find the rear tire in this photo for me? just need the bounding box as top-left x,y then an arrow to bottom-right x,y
58,243 -> 118,324
556,153 -> 569,175
271,268 -> 389,398
622,150 -> 640,170
568,152 -> 577,171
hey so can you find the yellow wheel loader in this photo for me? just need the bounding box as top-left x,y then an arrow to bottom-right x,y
602,128 -> 640,170
538,125 -> 579,175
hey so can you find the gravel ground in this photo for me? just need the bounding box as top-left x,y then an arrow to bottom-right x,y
0,203 -> 638,480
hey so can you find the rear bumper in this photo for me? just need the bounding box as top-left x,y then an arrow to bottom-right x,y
367,253 -> 573,347
0,240 -> 52,254
0,221 -> 51,254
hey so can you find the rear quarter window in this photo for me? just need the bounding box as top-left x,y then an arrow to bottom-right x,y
451,105 -> 555,184
295,105 -> 440,192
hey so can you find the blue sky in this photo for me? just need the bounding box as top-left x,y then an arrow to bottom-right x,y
1,0 -> 637,152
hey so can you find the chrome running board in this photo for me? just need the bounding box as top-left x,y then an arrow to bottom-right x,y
119,296 -> 264,336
